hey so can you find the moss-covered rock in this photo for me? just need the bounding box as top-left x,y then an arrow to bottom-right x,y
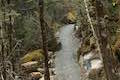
21,49 -> 45,63
63,9 -> 77,24
66,11 -> 76,23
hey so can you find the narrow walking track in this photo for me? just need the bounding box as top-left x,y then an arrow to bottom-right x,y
55,24 -> 81,80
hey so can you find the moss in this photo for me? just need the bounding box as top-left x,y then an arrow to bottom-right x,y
21,49 -> 45,63
66,10 -> 77,23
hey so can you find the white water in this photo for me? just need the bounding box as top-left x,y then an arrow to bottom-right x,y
55,24 -> 81,80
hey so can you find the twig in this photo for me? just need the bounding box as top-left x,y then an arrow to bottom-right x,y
7,40 -> 22,60
83,0 -> 103,61
1,73 -> 4,80
6,70 -> 16,80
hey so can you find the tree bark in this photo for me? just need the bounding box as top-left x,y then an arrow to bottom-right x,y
94,0 -> 117,80
84,0 -> 118,80
0,0 -> 7,80
39,0 -> 50,80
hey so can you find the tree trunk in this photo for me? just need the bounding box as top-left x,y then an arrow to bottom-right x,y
84,0 -> 118,80
94,0 -> 117,80
0,0 -> 7,80
39,0 -> 50,80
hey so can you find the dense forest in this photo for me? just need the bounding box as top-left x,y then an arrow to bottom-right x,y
0,0 -> 120,80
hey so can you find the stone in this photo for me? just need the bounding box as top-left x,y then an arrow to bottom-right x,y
30,72 -> 43,79
49,68 -> 56,75
48,59 -> 55,68
21,61 -> 38,68
39,76 -> 57,80
21,61 -> 39,73
37,68 -> 44,74
48,51 -> 54,57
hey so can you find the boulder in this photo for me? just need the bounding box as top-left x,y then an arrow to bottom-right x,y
37,68 -> 44,74
49,68 -> 56,75
48,59 -> 55,68
21,61 -> 39,73
30,72 -> 43,79
21,61 -> 38,68
21,49 -> 44,63
48,51 -> 54,58
90,59 -> 103,69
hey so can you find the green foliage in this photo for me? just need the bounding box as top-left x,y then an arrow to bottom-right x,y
13,0 -> 61,51
7,10 -> 20,17
15,15 -> 42,50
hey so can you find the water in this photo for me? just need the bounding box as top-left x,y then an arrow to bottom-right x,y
55,24 -> 81,80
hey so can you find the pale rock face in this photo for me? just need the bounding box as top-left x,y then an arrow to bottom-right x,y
30,72 -> 42,79
91,59 -> 103,69
83,52 -> 94,60
83,52 -> 103,70
21,61 -> 38,67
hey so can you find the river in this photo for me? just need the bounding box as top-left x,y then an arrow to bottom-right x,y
55,24 -> 81,80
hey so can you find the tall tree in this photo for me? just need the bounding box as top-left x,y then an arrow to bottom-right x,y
7,0 -> 13,53
0,0 -> 7,80
0,0 -> 15,80
84,0 -> 118,80
94,1 -> 115,80
39,0 -> 50,80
